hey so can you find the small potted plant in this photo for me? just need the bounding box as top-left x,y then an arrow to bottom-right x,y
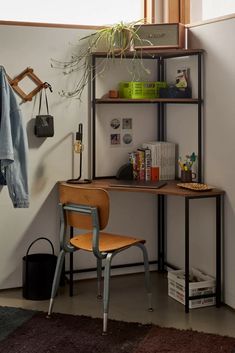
178,152 -> 197,182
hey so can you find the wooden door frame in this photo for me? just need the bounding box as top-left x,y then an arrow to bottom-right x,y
144,0 -> 190,24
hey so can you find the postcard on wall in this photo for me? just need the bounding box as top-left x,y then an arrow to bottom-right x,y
122,133 -> 133,145
122,118 -> 132,130
109,117 -> 133,146
110,133 -> 121,145
110,118 -> 121,130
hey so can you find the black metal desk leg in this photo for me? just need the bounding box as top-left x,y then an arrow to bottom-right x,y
216,195 -> 222,307
69,226 -> 74,297
158,194 -> 165,272
185,198 -> 190,313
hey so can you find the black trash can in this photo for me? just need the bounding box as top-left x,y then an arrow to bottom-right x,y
22,237 -> 57,300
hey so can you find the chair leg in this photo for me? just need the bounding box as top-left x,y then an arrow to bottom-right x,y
47,249 -> 65,318
97,258 -> 103,299
102,253 -> 113,334
136,243 -> 153,312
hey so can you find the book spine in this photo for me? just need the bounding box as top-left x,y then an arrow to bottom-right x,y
128,152 -> 138,180
144,148 -> 152,181
156,143 -> 162,179
137,149 -> 145,181
170,143 -> 176,179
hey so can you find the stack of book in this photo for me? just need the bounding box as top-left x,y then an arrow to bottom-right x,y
128,141 -> 176,181
128,148 -> 152,181
142,141 -> 176,180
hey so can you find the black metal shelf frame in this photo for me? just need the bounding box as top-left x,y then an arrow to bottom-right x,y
90,50 -> 211,314
91,50 -> 203,182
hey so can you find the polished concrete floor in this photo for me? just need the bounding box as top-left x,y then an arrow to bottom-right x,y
1,271 -> 235,338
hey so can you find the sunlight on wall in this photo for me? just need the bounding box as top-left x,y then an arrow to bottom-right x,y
1,0 -> 143,25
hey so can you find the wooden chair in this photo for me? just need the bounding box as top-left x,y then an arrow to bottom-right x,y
47,186 -> 153,334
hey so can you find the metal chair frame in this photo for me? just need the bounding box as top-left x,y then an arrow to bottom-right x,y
48,199 -> 152,334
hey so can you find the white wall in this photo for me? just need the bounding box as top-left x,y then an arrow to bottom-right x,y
191,0 -> 235,23
202,0 -> 235,20
188,16 -> 235,308
0,24 -> 93,288
190,0 -> 203,23
0,23 -> 159,289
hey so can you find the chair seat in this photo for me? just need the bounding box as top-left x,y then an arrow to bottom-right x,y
70,232 -> 145,252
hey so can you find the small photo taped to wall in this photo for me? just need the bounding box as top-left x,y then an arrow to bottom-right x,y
122,133 -> 132,145
122,118 -> 132,130
110,133 -> 120,145
110,118 -> 121,130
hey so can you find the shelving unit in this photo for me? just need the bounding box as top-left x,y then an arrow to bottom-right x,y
91,48 -> 204,181
87,49 -> 224,314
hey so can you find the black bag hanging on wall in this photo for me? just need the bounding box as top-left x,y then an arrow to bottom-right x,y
34,88 -> 54,137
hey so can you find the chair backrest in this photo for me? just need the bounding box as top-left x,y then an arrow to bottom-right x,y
59,183 -> 110,230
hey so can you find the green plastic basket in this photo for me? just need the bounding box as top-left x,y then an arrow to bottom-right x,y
119,81 -> 168,99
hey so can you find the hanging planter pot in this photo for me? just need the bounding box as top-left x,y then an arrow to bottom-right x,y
51,20 -> 153,99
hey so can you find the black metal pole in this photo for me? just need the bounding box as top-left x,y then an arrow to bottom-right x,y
157,57 -> 161,140
157,195 -> 162,271
69,226 -> 74,297
157,57 -> 166,272
198,53 -> 202,182
157,194 -> 165,272
160,58 -> 165,141
185,197 -> 190,313
161,195 -> 165,271
216,195 -> 222,307
92,54 -> 96,179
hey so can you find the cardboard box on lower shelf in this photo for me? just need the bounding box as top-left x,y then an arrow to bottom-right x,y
168,268 -> 216,309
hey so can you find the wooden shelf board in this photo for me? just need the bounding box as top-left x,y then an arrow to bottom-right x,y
95,98 -> 201,104
92,48 -> 204,59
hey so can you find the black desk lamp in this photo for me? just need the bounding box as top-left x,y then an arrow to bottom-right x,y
66,123 -> 91,184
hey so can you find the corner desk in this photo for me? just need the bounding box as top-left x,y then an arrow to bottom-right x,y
59,179 -> 224,313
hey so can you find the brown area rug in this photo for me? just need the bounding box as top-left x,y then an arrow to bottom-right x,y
0,307 -> 235,353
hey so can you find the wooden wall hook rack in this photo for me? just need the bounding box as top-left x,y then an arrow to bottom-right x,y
7,67 -> 51,103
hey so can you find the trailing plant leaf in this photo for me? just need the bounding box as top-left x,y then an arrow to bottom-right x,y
51,20 -> 154,99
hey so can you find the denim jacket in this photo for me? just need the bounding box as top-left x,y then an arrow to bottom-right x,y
0,66 -> 29,208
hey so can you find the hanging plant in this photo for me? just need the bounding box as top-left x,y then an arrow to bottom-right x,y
51,20 -> 153,99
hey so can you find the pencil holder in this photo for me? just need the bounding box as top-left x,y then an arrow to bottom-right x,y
181,170 -> 196,183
